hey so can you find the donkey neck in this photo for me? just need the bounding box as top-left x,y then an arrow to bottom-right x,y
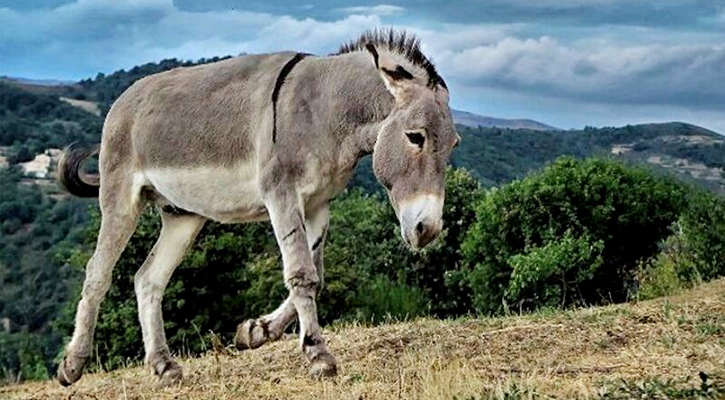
272,51 -> 395,181
323,52 -> 396,158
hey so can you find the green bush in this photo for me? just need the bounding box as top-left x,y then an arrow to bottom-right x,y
412,168 -> 485,316
506,233 -> 604,310
678,189 -> 725,281
0,332 -> 54,383
348,275 -> 429,323
637,187 -> 725,299
322,168 -> 484,320
462,157 -> 688,314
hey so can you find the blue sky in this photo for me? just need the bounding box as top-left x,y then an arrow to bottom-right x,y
1,0 -> 724,132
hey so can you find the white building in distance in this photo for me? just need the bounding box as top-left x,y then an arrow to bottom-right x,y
19,149 -> 62,179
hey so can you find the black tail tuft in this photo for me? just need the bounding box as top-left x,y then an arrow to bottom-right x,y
57,142 -> 100,198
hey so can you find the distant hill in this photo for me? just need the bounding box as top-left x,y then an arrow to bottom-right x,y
0,77 -> 75,87
0,81 -> 102,163
452,109 -> 558,131
450,122 -> 725,193
0,77 -> 81,97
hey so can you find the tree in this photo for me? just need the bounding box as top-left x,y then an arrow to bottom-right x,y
461,157 -> 687,314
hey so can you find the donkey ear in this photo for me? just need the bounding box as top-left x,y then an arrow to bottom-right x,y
365,43 -> 416,103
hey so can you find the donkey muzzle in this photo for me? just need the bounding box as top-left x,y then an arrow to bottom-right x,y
399,194 -> 443,249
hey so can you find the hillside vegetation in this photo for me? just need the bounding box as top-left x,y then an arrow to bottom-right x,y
0,82 -> 101,163
450,123 -> 725,194
1,57 -> 724,386
3,278 -> 725,399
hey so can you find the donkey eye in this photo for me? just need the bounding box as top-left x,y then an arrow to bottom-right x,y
406,131 -> 425,149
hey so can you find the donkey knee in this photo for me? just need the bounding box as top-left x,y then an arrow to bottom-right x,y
134,269 -> 161,300
80,275 -> 113,305
284,267 -> 319,297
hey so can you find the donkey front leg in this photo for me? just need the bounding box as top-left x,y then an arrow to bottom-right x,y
266,194 -> 336,378
234,205 -> 329,350
134,211 -> 205,386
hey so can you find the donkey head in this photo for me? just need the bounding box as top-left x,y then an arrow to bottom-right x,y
366,44 -> 460,249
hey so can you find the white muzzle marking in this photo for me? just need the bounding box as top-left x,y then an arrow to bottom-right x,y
398,194 -> 444,249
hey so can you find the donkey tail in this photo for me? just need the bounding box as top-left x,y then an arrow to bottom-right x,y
57,142 -> 101,198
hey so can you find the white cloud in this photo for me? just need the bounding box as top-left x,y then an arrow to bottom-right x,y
431,34 -> 725,109
1,0 -> 724,131
492,0 -> 665,9
336,5 -> 404,16
0,0 -> 381,78
414,24 -> 521,53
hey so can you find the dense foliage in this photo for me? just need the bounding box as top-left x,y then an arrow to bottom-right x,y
0,168 -> 90,382
453,124 -> 725,195
0,83 -> 101,163
675,190 -> 725,282
461,158 -> 688,313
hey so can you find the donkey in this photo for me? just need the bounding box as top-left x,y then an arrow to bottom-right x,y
56,30 -> 460,386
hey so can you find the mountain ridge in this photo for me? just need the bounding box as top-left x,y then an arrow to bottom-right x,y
452,109 -> 559,131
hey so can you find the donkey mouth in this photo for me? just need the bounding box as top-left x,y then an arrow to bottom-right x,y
401,218 -> 442,249
399,194 -> 444,249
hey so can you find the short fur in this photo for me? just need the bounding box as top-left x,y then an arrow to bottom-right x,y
56,29 -> 458,387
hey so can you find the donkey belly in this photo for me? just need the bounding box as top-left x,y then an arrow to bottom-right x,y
144,166 -> 268,223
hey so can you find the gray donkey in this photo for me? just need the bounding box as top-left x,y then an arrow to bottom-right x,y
56,30 -> 459,387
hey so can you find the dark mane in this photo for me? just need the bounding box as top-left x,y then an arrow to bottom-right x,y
336,29 -> 447,90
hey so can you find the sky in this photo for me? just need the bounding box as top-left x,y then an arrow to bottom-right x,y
1,0 -> 724,132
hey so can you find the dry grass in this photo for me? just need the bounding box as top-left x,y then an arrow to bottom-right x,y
3,279 -> 725,399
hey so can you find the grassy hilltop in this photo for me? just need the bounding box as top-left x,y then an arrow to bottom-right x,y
3,278 -> 724,400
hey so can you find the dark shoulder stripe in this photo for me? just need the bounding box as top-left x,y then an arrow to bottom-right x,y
272,53 -> 309,143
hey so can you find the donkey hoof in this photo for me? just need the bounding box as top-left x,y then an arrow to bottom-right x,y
309,354 -> 337,379
158,362 -> 183,387
57,354 -> 87,387
235,319 -> 267,350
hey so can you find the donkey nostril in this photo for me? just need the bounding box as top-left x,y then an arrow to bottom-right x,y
415,222 -> 425,235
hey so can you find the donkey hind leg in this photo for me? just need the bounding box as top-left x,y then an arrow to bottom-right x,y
235,296 -> 296,350
135,211 -> 205,387
234,205 -> 329,351
57,184 -> 142,386
266,194 -> 336,378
